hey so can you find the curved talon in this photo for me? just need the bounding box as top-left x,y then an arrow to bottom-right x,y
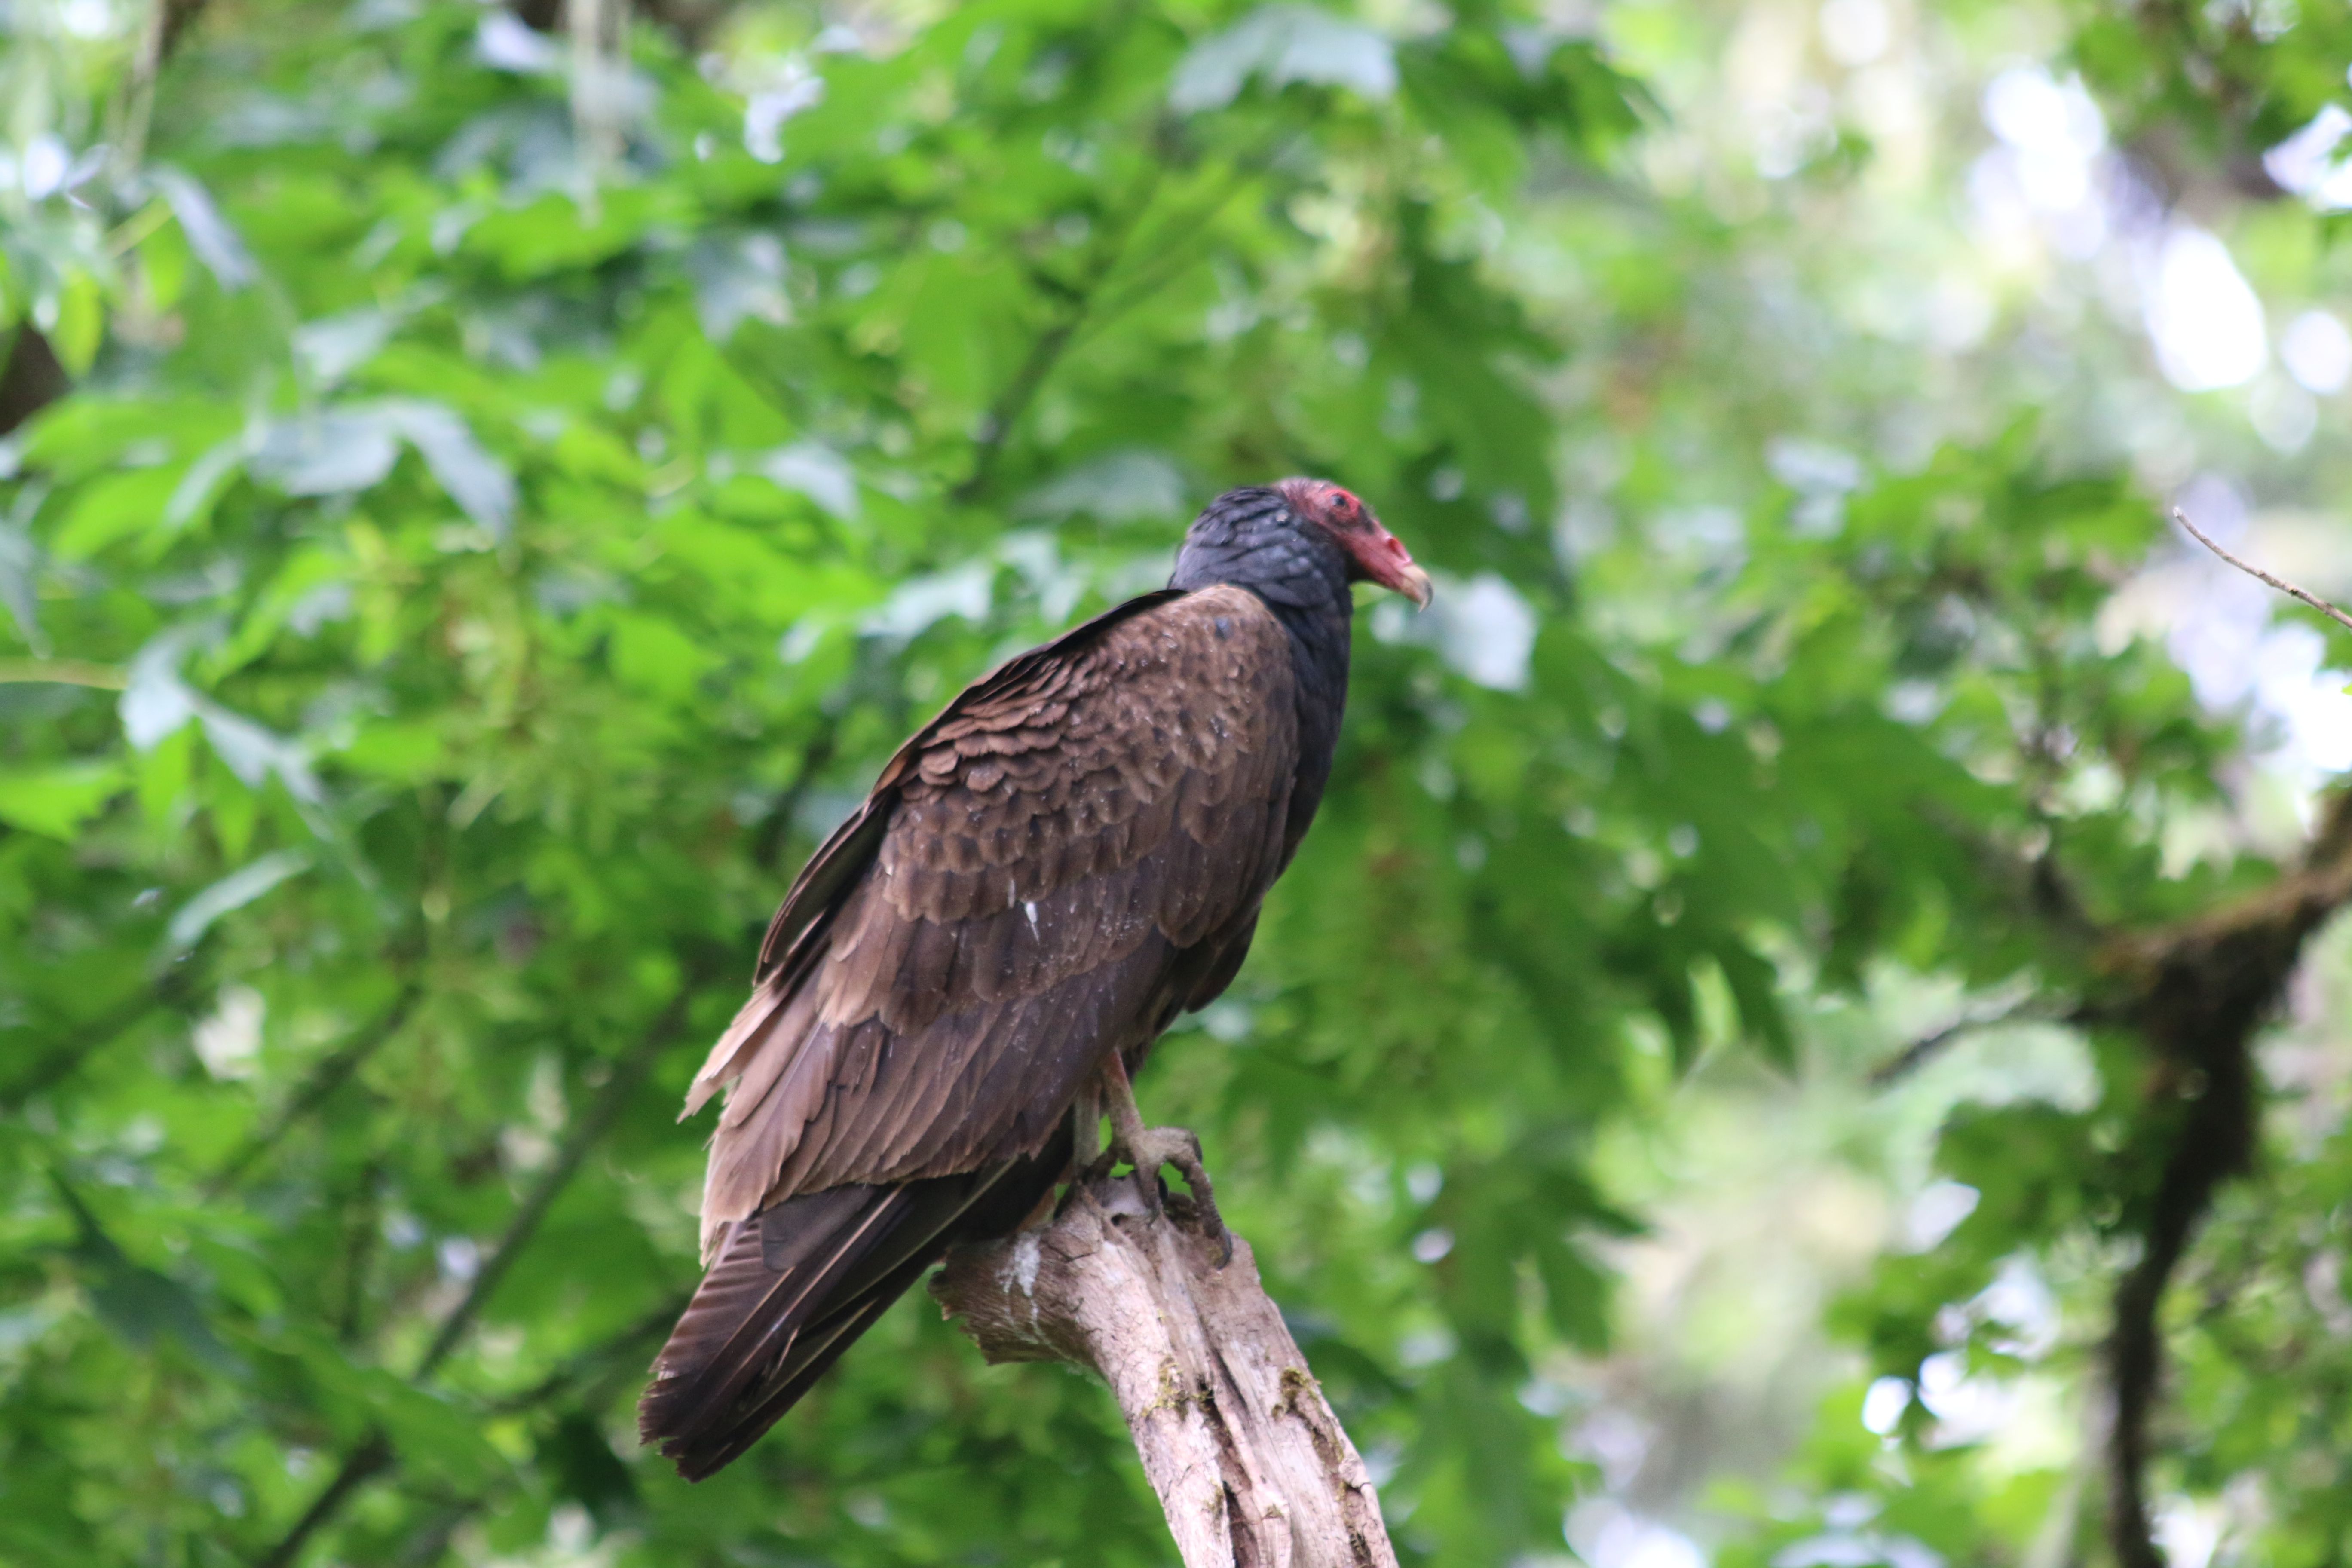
1106,1125 -> 1230,1266
1093,1052 -> 1234,1268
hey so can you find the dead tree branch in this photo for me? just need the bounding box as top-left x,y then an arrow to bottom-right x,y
934,1173 -> 1397,1568
2173,506 -> 2352,636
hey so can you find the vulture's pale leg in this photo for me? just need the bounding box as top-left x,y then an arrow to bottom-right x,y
1094,1050 -> 1231,1265
1069,1080 -> 1101,1168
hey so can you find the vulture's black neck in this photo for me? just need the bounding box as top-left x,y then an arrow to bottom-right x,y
1168,488 -> 1354,852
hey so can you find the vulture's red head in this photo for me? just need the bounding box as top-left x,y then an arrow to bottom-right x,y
1274,478 -> 1434,609
1170,478 -> 1432,615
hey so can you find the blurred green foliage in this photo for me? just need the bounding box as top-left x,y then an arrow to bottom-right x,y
7,0 -> 2352,1565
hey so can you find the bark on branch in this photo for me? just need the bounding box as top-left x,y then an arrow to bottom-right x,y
2092,787 -> 2352,1568
933,1175 -> 1398,1568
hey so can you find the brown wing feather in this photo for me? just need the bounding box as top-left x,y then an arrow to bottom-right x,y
744,589 -> 1188,991
645,585 -> 1300,1476
685,585 -> 1297,1256
640,1123 -> 1072,1479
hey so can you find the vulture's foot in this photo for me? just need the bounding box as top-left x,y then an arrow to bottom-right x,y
1116,1124 -> 1232,1267
1091,1050 -> 1233,1267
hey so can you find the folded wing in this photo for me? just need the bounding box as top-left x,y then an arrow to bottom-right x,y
640,583 -> 1301,1473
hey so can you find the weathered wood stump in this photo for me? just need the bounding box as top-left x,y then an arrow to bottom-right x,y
932,1174 -> 1398,1568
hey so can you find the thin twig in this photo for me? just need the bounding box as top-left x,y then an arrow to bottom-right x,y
950,168 -> 1165,505
413,984 -> 695,1379
250,980 -> 699,1568
347,1296 -> 690,1566
206,984 -> 424,1196
2174,507 -> 2352,635
0,657 -> 128,688
111,0 -> 167,179
254,1433 -> 394,1568
1868,998 -> 2077,1087
275,1298 -> 686,1568
0,986 -> 172,1110
486,1293 -> 689,1415
942,132 -> 1273,507
389,1504 -> 470,1568
750,718 -> 841,875
1077,172 -> 1253,332
952,318 -> 1086,505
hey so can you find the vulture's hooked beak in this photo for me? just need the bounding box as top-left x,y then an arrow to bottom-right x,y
1393,560 -> 1435,610
1354,527 -> 1433,610
1300,478 -> 1434,609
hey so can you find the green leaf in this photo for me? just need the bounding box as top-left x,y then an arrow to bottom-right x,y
607,609 -> 718,698
48,468 -> 183,559
0,758 -> 125,839
49,270 -> 104,376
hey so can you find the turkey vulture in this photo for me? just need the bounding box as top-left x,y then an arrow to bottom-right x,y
639,478 -> 1431,1478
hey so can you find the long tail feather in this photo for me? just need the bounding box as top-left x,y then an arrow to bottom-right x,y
640,1126 -> 1069,1479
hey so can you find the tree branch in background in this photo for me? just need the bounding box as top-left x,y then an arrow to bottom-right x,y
487,1294 -> 689,1416
155,0 -> 211,57
952,315 -> 1087,505
113,0 -> 209,178
2174,507 -> 2352,635
1,984 -> 176,1111
252,980 -> 698,1568
2095,788 -> 2352,1568
0,658 -> 129,687
564,0 -> 627,178
255,1434 -> 394,1568
279,1298 -> 686,1567
351,1298 -> 693,1564
749,718 -> 841,875
416,984 -> 692,1379
951,167 -> 1164,505
206,983 -> 424,1195
934,1173 -> 1398,1568
1868,995 -> 2082,1087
